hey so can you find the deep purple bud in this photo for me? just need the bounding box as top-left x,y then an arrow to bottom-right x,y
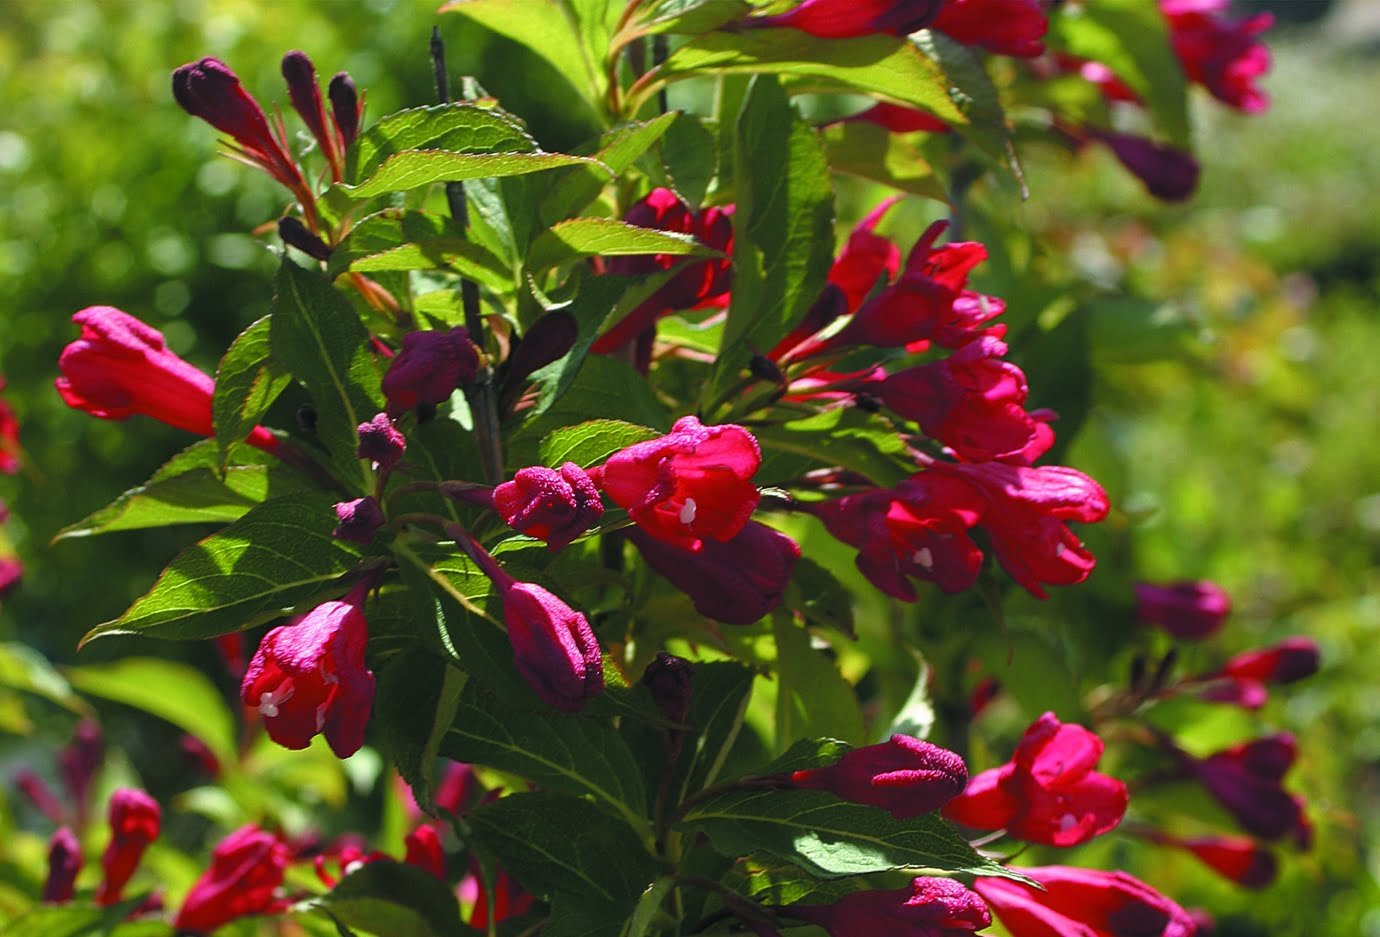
1195,734 -> 1309,844
501,312 -> 578,409
1135,579 -> 1231,640
382,328 -> 479,416
43,827 -> 82,903
357,412 -> 406,472
501,581 -> 605,712
787,875 -> 990,937
328,72 -> 362,147
628,521 -> 799,625
278,217 -> 333,262
1219,637 -> 1320,685
748,353 -> 785,384
641,652 -> 693,724
58,719 -> 104,822
281,51 -> 335,161
791,734 -> 968,819
15,770 -> 66,824
1093,129 -> 1201,202
333,497 -> 387,544
493,462 -> 603,551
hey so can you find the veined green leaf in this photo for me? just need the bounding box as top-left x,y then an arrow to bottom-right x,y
820,120 -> 945,199
326,209 -> 511,290
539,419 -> 661,468
346,103 -> 538,184
754,408 -> 913,488
213,316 -> 290,470
527,217 -> 715,272
539,112 -> 680,225
339,149 -> 604,202
302,861 -> 473,937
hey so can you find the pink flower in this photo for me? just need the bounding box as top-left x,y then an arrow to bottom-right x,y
241,580 -> 375,758
786,875 -> 991,936
944,712 -> 1128,847
1193,734 -> 1309,846
597,416 -> 761,551
0,377 -> 20,474
0,557 -> 22,602
58,719 -> 103,827
357,412 -> 406,472
792,734 -> 968,819
747,0 -> 943,39
628,520 -> 800,625
405,825 -> 447,881
811,474 -> 986,601
96,788 -> 161,906
1162,0 -> 1273,114
1144,830 -> 1277,889
932,0 -> 1048,58
1135,580 -> 1231,640
878,335 -> 1055,464
174,825 -> 292,932
494,462 -> 604,551
592,189 -> 734,353
934,461 -> 1109,599
172,57 -> 307,194
1218,637 -> 1319,685
382,327 -> 479,415
975,865 -> 1199,937
56,307 -> 278,450
42,827 -> 82,904
1090,130 -> 1201,202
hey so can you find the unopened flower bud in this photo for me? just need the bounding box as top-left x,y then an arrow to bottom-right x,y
58,719 -> 103,823
641,652 -> 693,724
333,497 -> 386,544
502,311 -> 578,408
1219,637 -> 1319,685
502,582 -> 604,712
792,735 -> 968,819
748,354 -> 785,384
96,788 -> 161,906
404,825 -> 446,881
278,216 -> 333,262
281,51 -> 337,171
43,827 -> 82,903
1135,579 -> 1231,640
382,328 -> 479,416
494,462 -> 603,551
357,412 -> 406,472
786,875 -> 990,937
174,825 -> 292,932
328,72 -> 362,147
1092,129 -> 1201,202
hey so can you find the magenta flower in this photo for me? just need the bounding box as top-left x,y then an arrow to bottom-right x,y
944,712 -> 1128,847
785,875 -> 991,936
357,412 -> 406,472
812,474 -> 987,601
0,377 -> 20,474
494,462 -> 604,551
878,335 -> 1055,464
791,734 -> 968,819
1218,637 -> 1319,685
934,461 -> 1109,599
1193,734 -> 1310,846
333,497 -> 387,544
42,827 -> 82,904
598,416 -> 761,552
174,825 -> 292,932
56,307 -> 278,450
1162,0 -> 1273,114
931,0 -> 1049,57
382,327 -> 479,416
1091,130 -> 1201,202
975,866 -> 1199,937
57,719 -> 103,826
0,557 -> 21,602
501,580 -> 605,712
747,0 -> 943,39
1135,580 -> 1231,640
628,520 -> 800,625
405,825 -> 447,881
592,189 -> 734,354
172,57 -> 307,194
841,102 -> 951,135
241,580 -> 375,758
96,788 -> 161,906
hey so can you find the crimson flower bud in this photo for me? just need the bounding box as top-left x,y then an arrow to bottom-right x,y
792,734 -> 968,819
174,825 -> 292,932
0,557 -> 20,601
43,827 -> 82,903
1091,130 -> 1201,203
501,311 -> 578,408
944,712 -> 1128,847
241,580 -> 375,758
502,581 -> 604,712
15,770 -> 66,824
786,875 -> 990,937
57,307 -> 278,450
278,216 -> 332,261
598,416 -> 761,551
328,72 -> 363,147
96,788 -> 161,906
172,57 -> 304,192
181,735 -> 222,778
382,328 -> 479,416
333,497 -> 387,544
975,866 -> 1198,937
628,521 -> 799,625
1193,734 -> 1309,845
843,102 -> 950,134
1135,580 -> 1232,640
58,719 -> 103,824
281,51 -> 340,177
0,379 -> 20,475
404,825 -> 446,881
641,652 -> 694,725
357,412 -> 406,472
1218,637 -> 1319,685
748,0 -> 943,38
494,462 -> 603,551
1154,831 -> 1277,889
931,0 -> 1048,57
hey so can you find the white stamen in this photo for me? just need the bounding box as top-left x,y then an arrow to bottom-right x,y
679,498 -> 698,525
257,681 -> 295,719
1059,813 -> 1079,832
913,547 -> 935,570
1055,543 -> 1066,557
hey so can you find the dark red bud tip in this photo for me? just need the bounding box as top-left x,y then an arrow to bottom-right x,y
502,311 -> 578,408
749,354 -> 785,384
357,412 -> 406,472
328,72 -> 361,146
642,652 -> 693,724
278,217 -> 333,262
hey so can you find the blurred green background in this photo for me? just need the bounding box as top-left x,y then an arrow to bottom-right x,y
0,0 -> 1377,932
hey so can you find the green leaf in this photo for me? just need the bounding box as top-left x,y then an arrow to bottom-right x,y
439,0 -> 607,107
679,787 -> 1009,879
1,900 -> 171,937
538,419 -> 661,468
754,409 -> 911,487
709,75 -> 834,404
213,316 -> 290,470
305,861 -> 472,937
772,616 -> 865,750
340,150 -> 603,202
1086,295 -> 1201,363
653,29 -> 963,124
626,877 -> 674,937
0,642 -> 88,715
346,103 -> 540,184
326,209 -> 511,290
658,112 -> 718,207
64,657 -> 237,770
79,496 -> 361,645
442,682 -> 651,834
270,260 -> 383,490
786,556 -> 856,639
1047,0 -> 1190,146
736,856 -> 857,907
528,217 -> 715,272
887,649 -> 935,741
467,792 -> 658,904
620,0 -> 753,42
539,113 -> 680,225
820,120 -> 945,199
375,650 -> 467,815
675,661 -> 754,801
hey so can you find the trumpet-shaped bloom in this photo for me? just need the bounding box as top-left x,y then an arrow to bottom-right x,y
174,825 -> 292,932
96,789 -> 161,906
1162,0 -> 1273,114
975,866 -> 1199,937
